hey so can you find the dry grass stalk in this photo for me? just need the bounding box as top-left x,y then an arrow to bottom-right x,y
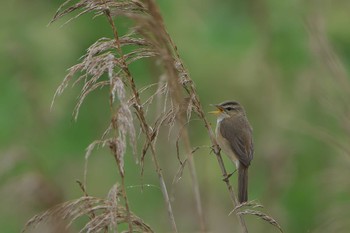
22,188 -> 154,233
24,0 -> 284,232
48,0 -> 180,231
237,209 -> 283,233
229,200 -> 264,215
228,201 -> 283,233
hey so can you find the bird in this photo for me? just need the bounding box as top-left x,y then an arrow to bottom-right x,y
210,101 -> 254,203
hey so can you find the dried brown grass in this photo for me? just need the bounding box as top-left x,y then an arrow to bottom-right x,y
23,0 -> 283,232
23,185 -> 153,233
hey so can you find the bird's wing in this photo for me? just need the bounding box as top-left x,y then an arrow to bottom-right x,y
220,117 -> 254,167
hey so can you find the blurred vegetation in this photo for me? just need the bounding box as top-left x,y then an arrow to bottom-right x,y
1,0 -> 350,232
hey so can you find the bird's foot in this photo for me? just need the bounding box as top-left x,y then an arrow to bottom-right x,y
210,144 -> 221,154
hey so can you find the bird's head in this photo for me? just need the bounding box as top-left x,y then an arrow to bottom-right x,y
209,101 -> 245,118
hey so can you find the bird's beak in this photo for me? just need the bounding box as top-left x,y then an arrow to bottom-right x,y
208,104 -> 224,115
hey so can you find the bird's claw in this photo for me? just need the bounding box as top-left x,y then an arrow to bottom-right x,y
210,144 -> 221,154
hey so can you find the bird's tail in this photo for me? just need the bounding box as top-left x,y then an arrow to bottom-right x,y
238,163 -> 248,203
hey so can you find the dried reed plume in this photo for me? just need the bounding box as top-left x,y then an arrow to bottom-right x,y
23,184 -> 153,233
23,0 -> 283,232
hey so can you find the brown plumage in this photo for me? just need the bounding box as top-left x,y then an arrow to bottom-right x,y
212,101 -> 254,203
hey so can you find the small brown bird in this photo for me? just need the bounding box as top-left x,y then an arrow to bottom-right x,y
210,101 -> 254,203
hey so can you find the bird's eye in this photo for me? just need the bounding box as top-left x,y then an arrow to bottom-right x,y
226,107 -> 233,111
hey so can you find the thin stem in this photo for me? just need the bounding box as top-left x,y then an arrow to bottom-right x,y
110,142 -> 131,233
133,100 -> 179,233
140,1 -> 206,230
180,127 -> 206,232
104,6 -> 178,232
100,3 -> 134,232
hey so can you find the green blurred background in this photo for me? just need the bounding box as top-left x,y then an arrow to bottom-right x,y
1,0 -> 350,232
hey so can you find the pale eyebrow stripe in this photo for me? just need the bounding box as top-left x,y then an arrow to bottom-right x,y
221,101 -> 239,107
